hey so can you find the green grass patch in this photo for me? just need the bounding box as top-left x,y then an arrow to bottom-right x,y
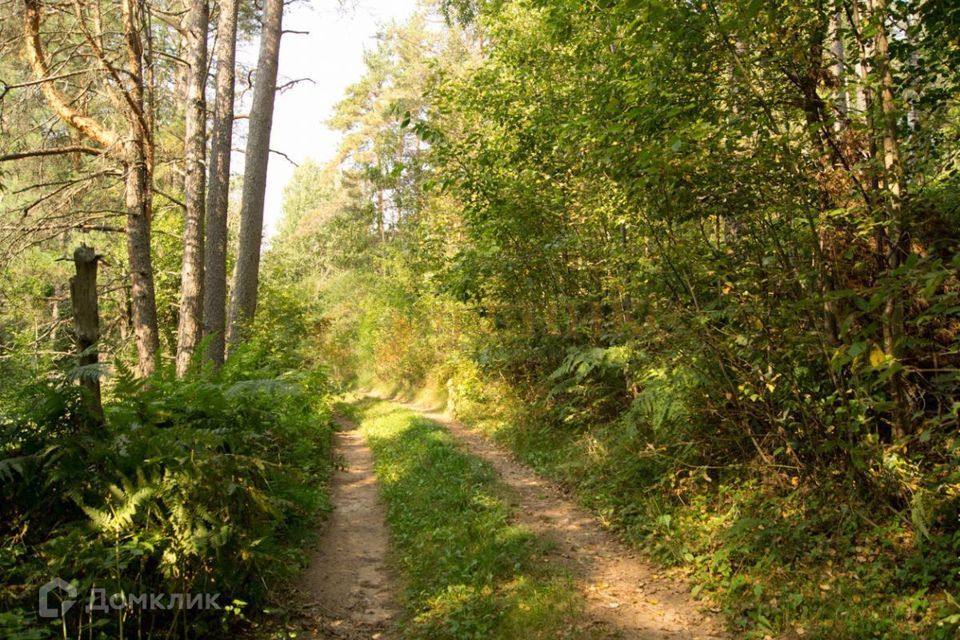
355,399 -> 586,639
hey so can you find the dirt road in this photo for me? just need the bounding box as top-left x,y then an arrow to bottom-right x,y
298,420 -> 399,639
410,403 -> 727,639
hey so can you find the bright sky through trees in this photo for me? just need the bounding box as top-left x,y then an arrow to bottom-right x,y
239,0 -> 418,238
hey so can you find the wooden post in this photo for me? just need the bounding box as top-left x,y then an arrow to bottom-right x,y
70,245 -> 103,421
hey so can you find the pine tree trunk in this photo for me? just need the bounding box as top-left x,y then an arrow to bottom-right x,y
226,0 -> 284,348
24,0 -> 159,376
176,0 -> 209,376
203,0 -> 239,367
121,0 -> 160,377
124,143 -> 160,376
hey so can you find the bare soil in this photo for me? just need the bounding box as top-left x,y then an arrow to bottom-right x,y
411,403 -> 729,640
296,420 -> 399,639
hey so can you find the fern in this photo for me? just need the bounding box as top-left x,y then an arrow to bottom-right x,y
76,475 -> 155,536
0,455 -> 26,482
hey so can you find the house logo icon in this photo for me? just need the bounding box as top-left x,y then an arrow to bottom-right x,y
38,577 -> 77,618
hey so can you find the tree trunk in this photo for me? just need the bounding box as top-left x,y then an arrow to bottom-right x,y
869,0 -> 910,437
124,145 -> 160,376
50,233 -> 69,346
203,0 -> 239,367
70,245 -> 103,422
830,9 -> 848,124
23,0 -> 159,376
122,0 -> 160,377
377,183 -> 385,242
226,0 -> 284,348
176,0 -> 210,376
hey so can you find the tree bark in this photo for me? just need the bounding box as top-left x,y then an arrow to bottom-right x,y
176,0 -> 210,376
226,0 -> 284,348
203,0 -> 239,367
830,9 -> 848,124
868,0 -> 910,437
121,0 -> 160,376
124,141 -> 160,376
70,245 -> 103,421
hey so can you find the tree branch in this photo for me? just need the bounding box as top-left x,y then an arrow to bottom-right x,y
22,0 -> 119,150
0,69 -> 96,101
153,187 -> 185,209
269,148 -> 299,167
0,146 -> 105,163
276,77 -> 314,93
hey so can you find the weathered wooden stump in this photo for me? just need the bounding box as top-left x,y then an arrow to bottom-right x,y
70,245 -> 103,421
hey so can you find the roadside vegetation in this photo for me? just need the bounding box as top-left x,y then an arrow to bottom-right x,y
1,0 -> 958,638
1,0 -> 333,636
271,2 -> 960,638
0,278 -> 334,639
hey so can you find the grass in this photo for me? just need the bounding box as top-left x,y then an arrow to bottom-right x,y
447,386 -> 960,640
354,399 -> 588,639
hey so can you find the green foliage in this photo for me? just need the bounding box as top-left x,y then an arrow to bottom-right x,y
357,399 -> 583,639
0,332 -> 333,639
269,0 -> 960,637
464,389 -> 960,639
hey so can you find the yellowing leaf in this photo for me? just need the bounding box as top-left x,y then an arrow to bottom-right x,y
869,346 -> 886,368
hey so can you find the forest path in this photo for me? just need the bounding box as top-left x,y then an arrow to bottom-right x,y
296,418 -> 399,639
400,400 -> 728,640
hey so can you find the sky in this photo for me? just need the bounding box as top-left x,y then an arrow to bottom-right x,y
236,0 -> 420,239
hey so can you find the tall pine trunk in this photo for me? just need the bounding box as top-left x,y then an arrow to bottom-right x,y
203,0 -> 239,366
121,0 -> 160,377
124,142 -> 160,376
226,0 -> 284,348
176,0 -> 210,376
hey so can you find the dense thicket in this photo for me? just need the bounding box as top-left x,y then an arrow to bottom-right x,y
276,1 -> 960,636
0,283 -> 332,638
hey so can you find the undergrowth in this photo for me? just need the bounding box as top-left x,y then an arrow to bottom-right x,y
0,308 -> 334,639
316,269 -> 960,639
444,372 -> 960,640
